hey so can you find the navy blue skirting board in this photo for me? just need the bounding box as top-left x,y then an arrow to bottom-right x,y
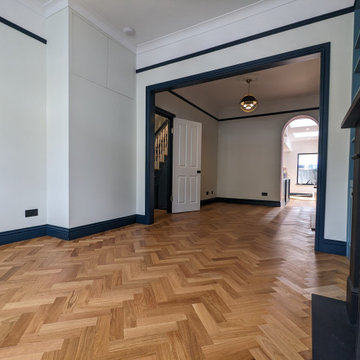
0,206 -> 347,257
312,294 -> 357,359
216,197 -> 281,207
0,215 -> 138,244
201,197 -> 281,207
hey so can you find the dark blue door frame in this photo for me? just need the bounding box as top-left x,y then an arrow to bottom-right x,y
144,43 -> 330,253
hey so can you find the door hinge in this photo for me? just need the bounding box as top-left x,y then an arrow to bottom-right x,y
171,128 -> 174,134
170,195 -> 174,202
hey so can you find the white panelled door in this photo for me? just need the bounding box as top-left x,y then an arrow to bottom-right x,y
172,118 -> 202,213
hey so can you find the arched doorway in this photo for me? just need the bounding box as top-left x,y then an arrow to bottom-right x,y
281,115 -> 319,230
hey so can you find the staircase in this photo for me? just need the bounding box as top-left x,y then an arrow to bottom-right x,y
154,120 -> 171,211
155,121 -> 169,170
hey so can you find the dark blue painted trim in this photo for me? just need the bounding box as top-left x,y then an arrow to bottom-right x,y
68,215 -> 136,240
146,44 -> 331,93
319,239 -> 347,256
0,215 -> 143,244
46,225 -> 70,241
145,42 -> 331,255
200,198 -> 217,206
0,16 -> 47,44
314,42 -> 331,253
169,90 -> 218,121
155,106 -> 176,119
220,107 -> 320,121
145,90 -> 156,225
135,214 -> 148,224
168,89 -> 319,122
217,197 -> 281,207
136,7 -> 353,73
0,225 -> 47,245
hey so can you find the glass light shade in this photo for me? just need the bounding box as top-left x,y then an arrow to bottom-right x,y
240,95 -> 258,113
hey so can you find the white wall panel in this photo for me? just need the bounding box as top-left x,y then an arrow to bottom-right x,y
108,39 -> 136,99
46,8 -> 70,228
72,13 -> 108,87
0,22 -> 46,231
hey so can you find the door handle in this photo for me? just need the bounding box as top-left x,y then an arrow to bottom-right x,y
197,170 -> 201,174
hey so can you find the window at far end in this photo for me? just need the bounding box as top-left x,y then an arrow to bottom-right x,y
297,153 -> 318,185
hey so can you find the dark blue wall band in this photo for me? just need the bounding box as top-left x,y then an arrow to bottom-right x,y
220,107 -> 320,121
0,16 -> 47,44
136,7 -> 353,73
169,90 -> 218,120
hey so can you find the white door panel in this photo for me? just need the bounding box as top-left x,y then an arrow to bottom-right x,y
172,118 -> 202,213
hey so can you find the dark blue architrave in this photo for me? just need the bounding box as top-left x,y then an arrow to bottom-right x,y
0,16 -> 47,44
314,43 -> 331,253
136,7 -> 353,74
145,43 -> 333,254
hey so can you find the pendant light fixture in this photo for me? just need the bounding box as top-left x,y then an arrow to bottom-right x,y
240,79 -> 258,113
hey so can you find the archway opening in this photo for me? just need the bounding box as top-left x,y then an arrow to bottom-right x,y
281,115 -> 319,230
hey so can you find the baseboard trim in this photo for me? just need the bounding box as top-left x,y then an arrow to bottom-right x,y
200,198 -> 217,206
135,214 -> 148,224
318,239 -> 347,256
68,215 -> 137,240
0,215 -> 138,244
216,197 -> 281,207
0,225 -> 47,245
46,225 -> 70,240
0,213 -> 346,259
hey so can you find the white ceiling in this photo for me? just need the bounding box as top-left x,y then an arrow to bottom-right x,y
168,55 -> 321,118
70,0 -> 261,45
286,119 -> 319,143
53,0 -> 354,49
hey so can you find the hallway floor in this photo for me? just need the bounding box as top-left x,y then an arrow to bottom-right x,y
0,201 -> 348,359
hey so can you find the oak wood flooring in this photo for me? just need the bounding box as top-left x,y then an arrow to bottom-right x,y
0,201 -> 349,359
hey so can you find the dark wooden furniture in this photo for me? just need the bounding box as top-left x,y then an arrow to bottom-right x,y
342,90 -> 360,328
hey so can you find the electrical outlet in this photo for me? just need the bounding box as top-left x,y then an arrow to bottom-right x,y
261,192 -> 268,196
25,209 -> 38,217
206,191 -> 209,195
211,191 -> 214,195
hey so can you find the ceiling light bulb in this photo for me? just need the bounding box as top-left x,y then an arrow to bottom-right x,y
239,79 -> 258,113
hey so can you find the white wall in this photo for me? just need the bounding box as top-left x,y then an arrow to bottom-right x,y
217,110 -> 319,202
69,11 -> 136,227
0,0 -> 46,39
0,22 -> 46,231
283,139 -> 319,195
137,0 -> 353,69
136,13 -> 353,242
46,8 -> 70,228
156,92 -> 218,201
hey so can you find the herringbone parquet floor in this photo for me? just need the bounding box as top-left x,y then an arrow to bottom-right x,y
0,201 -> 349,359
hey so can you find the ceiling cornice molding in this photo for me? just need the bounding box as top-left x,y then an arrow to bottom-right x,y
16,0 -> 44,16
42,0 -> 68,17
41,0 -> 136,53
137,0 -> 296,55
